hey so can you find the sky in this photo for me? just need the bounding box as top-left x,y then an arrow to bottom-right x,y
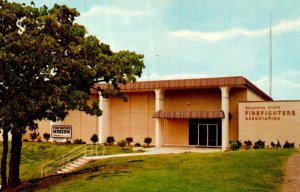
12,0 -> 300,100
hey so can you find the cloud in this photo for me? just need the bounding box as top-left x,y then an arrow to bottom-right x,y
169,17 -> 300,42
86,5 -> 151,17
254,75 -> 300,100
139,73 -> 210,81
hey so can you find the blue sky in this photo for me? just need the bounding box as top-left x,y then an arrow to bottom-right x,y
13,0 -> 300,100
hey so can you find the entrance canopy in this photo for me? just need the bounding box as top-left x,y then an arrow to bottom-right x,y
153,110 -> 224,119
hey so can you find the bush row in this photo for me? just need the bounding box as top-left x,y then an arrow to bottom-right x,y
230,139 -> 295,150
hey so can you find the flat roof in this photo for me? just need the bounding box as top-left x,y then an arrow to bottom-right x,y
96,76 -> 272,101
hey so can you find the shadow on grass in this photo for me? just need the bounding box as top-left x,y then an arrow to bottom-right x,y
17,164 -> 132,192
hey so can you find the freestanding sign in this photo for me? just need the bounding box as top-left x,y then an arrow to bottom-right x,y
51,125 -> 72,139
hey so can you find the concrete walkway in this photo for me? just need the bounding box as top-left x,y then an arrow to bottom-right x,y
84,147 -> 221,161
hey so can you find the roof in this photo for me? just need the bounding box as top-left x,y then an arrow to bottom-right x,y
96,76 -> 272,101
153,110 -> 225,119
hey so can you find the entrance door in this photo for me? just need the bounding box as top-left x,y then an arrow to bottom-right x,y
198,124 -> 218,147
189,119 -> 221,147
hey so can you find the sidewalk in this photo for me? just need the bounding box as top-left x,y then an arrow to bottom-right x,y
282,151 -> 300,192
84,146 -> 221,161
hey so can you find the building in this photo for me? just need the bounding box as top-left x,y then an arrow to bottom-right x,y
20,76 -> 300,150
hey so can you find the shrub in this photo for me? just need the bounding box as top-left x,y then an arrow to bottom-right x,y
107,136 -> 115,145
23,139 -> 29,142
271,140 -> 281,148
135,143 -> 141,147
117,140 -> 127,150
90,134 -> 99,144
229,140 -> 242,149
43,133 -> 51,142
37,136 -> 42,142
283,141 -> 295,148
126,137 -> 133,146
230,141 -> 239,151
74,139 -> 84,144
253,139 -> 265,149
30,132 -> 40,142
144,137 -> 152,147
244,140 -> 252,150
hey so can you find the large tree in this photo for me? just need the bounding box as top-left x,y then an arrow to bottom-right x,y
0,1 -> 144,190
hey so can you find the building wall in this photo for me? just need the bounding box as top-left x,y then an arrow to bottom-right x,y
165,89 -> 221,111
228,88 -> 247,141
165,119 -> 189,145
247,89 -> 266,101
239,101 -> 300,147
109,92 -> 155,144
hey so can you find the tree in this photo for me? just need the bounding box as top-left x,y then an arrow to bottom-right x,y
125,137 -> 133,146
29,132 -> 40,142
0,1 -> 144,190
144,137 -> 152,147
43,133 -> 50,142
90,134 -> 98,144
117,140 -> 127,150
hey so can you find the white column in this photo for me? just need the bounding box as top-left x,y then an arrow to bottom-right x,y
99,93 -> 109,144
154,89 -> 165,147
220,86 -> 230,152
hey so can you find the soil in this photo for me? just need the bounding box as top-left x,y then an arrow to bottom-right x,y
282,151 -> 300,192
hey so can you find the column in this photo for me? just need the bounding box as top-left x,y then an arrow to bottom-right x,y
220,86 -> 230,152
154,89 -> 165,147
99,93 -> 110,144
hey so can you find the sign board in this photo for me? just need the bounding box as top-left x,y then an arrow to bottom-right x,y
51,125 -> 72,138
239,101 -> 300,146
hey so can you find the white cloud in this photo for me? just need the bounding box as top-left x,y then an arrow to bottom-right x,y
86,5 -> 151,17
139,73 -> 210,81
170,17 -> 300,42
254,75 -> 300,100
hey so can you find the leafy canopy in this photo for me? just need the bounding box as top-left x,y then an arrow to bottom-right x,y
0,1 -> 144,132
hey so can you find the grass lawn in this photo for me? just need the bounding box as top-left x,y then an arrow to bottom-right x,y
18,148 -> 295,192
0,142 -> 136,182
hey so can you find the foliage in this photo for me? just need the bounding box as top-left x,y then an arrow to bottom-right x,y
271,140 -> 281,149
229,140 -> 241,150
107,136 -> 115,145
135,143 -> 141,147
125,137 -> 133,146
253,139 -> 265,149
230,141 -> 239,151
144,137 -> 152,147
43,133 -> 51,142
29,132 -> 40,142
19,149 -> 295,192
0,1 -> 144,189
90,134 -> 99,144
243,140 -> 252,150
283,141 -> 295,148
73,139 -> 85,144
117,140 -> 127,150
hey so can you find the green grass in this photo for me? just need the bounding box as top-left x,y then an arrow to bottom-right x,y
0,142 -> 136,182
19,148 -> 295,192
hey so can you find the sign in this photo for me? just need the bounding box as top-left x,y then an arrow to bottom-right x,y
51,125 -> 72,138
243,105 -> 296,121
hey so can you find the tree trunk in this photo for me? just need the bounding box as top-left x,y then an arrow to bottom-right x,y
0,129 -> 9,191
7,131 -> 22,190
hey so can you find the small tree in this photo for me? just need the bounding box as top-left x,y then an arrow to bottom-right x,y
30,132 -> 40,142
90,134 -> 99,144
126,137 -> 133,146
117,140 -> 127,150
107,136 -> 115,145
253,139 -> 265,149
43,133 -> 51,142
144,137 -> 152,147
243,140 -> 252,150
